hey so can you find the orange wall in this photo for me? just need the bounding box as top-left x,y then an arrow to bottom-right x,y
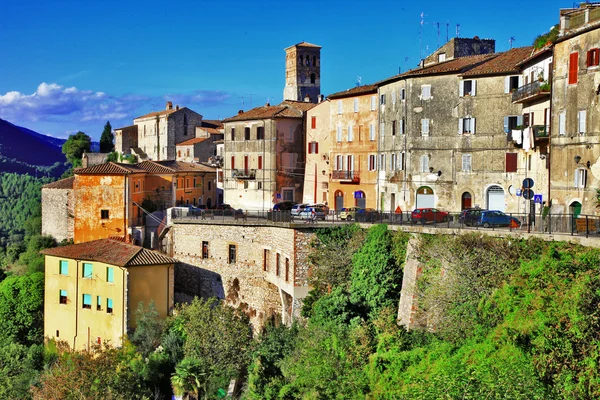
174,172 -> 216,206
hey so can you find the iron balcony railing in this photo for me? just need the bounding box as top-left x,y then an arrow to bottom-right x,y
512,80 -> 551,103
331,170 -> 360,180
231,169 -> 257,179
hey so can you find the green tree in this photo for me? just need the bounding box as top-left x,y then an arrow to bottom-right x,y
100,121 -> 114,153
61,131 -> 91,167
0,342 -> 44,399
178,297 -> 252,396
0,272 -> 44,345
350,224 -> 402,318
131,301 -> 164,358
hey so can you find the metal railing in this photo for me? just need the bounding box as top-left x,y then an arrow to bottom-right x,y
171,209 -> 600,238
331,170 -> 360,180
511,80 -> 550,103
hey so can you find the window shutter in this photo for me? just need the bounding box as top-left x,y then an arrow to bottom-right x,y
308,143 -> 312,154
505,153 -> 517,172
422,119 -> 430,135
458,118 -> 463,134
337,126 -> 342,142
231,156 -> 235,169
472,118 -> 476,134
583,169 -> 588,187
370,124 -> 375,141
516,115 -> 523,127
574,168 -> 580,187
371,96 -> 376,110
559,112 -> 566,135
380,122 -> 385,137
472,80 -> 477,96
518,75 -> 523,87
400,119 -> 404,134
311,116 -> 316,129
348,125 -> 353,142
503,116 -> 509,133
354,98 -> 358,112
578,110 -> 586,134
459,82 -> 464,97
504,76 -> 510,93
400,152 -> 405,170
315,142 -> 318,154
392,92 -> 396,104
338,100 -> 343,114
569,53 -> 579,84
587,50 -> 592,67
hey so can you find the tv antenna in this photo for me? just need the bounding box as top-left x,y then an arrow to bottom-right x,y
239,94 -> 256,109
419,12 -> 427,59
509,36 -> 516,49
356,76 -> 362,87
434,22 -> 440,48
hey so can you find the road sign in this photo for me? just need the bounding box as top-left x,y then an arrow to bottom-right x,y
523,188 -> 534,200
516,189 -> 522,196
534,194 -> 543,204
522,178 -> 534,189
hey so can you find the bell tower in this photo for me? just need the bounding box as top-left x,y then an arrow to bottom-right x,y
283,42 -> 321,103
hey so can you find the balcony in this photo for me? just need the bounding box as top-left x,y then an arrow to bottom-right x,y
512,80 -> 551,103
332,170 -> 360,183
533,125 -> 549,139
232,168 -> 256,179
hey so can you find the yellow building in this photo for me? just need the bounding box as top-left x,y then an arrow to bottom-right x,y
42,238 -> 176,350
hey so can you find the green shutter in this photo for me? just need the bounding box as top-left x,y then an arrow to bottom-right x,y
107,267 -> 114,283
59,260 -> 68,275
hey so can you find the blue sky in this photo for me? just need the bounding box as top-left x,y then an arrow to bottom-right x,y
0,0 -> 566,140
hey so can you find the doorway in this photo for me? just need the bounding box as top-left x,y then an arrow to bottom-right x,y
416,186 -> 435,208
486,185 -> 505,212
335,190 -> 344,211
461,192 -> 472,210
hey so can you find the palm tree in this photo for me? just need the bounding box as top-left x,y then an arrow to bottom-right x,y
171,357 -> 207,400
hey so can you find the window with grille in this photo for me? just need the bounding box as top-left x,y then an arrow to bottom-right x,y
228,244 -> 237,264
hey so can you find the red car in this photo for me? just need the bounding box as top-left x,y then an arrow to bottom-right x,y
411,208 -> 449,223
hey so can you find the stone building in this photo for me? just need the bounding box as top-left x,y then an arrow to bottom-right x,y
171,220 -> 313,328
132,101 -> 203,161
41,176 -> 75,242
175,120 -> 224,163
327,85 -> 379,210
423,37 -> 495,66
283,42 -> 321,103
549,4 -> 600,216
377,45 -> 545,214
222,100 -> 315,210
302,99 -> 331,205
114,125 -> 138,156
42,238 -> 176,350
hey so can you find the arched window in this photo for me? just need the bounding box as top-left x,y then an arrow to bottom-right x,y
310,73 -> 316,84
299,55 -> 303,65
305,57 -> 310,66
313,55 -> 317,66
334,190 -> 344,211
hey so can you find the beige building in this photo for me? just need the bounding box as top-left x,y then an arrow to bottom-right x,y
327,85 -> 380,211
42,238 -> 176,350
222,100 -> 315,210
302,99 -> 331,204
550,4 -> 600,216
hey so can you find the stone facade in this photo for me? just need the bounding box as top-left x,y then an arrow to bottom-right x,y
550,5 -> 600,216
171,221 -> 314,329
133,102 -> 203,161
41,177 -> 75,242
424,37 -> 495,66
114,125 -> 138,155
377,46 -> 549,214
283,42 -> 321,103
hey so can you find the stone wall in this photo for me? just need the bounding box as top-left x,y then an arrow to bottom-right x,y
41,187 -> 74,242
172,221 -> 315,329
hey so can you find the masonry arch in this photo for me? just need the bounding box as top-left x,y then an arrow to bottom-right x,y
354,190 -> 366,208
416,186 -> 435,208
461,191 -> 473,210
569,200 -> 582,218
486,185 -> 505,212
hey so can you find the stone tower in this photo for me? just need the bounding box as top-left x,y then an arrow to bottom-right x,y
283,42 -> 321,103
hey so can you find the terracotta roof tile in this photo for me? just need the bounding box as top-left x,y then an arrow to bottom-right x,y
223,101 -> 314,122
134,108 -> 180,120
462,46 -> 534,76
327,84 -> 378,99
114,124 -> 138,132
286,41 -> 321,49
75,162 -> 146,175
136,161 -> 177,174
202,120 -> 223,129
42,176 -> 75,189
155,160 -> 216,173
176,137 -> 209,146
515,46 -> 552,67
41,238 -> 177,267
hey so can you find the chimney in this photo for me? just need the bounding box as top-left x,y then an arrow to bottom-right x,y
318,94 -> 324,103
176,105 -> 180,110
238,110 -> 244,114
265,102 -> 270,106
166,101 -> 173,110
304,94 -> 311,102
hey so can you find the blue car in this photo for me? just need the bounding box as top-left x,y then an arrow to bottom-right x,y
477,210 -> 521,228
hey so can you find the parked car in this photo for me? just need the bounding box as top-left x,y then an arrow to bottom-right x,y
411,208 -> 449,224
476,210 -> 521,228
460,208 -> 484,226
339,207 -> 363,221
291,204 -> 309,216
356,208 -> 381,222
273,201 -> 297,211
179,204 -> 204,216
213,204 -> 235,216
297,205 -> 328,221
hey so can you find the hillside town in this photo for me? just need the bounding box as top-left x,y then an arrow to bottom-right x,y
37,0 -> 600,366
